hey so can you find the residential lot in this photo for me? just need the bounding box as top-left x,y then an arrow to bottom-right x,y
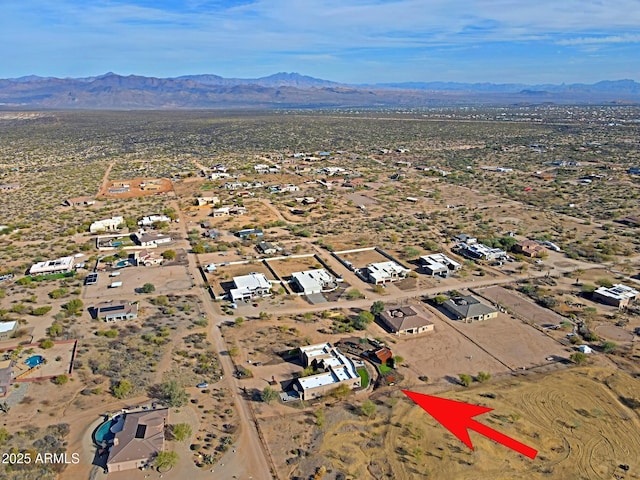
82,264 -> 193,299
450,314 -> 571,370
477,285 -> 568,327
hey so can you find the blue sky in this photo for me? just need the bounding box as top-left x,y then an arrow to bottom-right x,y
2,0 -> 639,83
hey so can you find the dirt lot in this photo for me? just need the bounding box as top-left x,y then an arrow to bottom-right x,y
208,262 -> 277,299
267,255 -> 323,279
476,285 -> 568,327
452,314 -> 571,370
296,366 -> 640,480
82,264 -> 193,300
337,248 -> 390,268
98,177 -> 173,198
380,310 -> 509,384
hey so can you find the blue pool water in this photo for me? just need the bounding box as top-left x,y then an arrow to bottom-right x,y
94,419 -> 114,444
24,355 -> 43,368
114,259 -> 130,268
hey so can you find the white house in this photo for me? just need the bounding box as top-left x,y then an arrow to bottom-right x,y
195,197 -> 220,207
364,261 -> 410,284
419,254 -> 462,277
138,215 -> 170,227
134,232 -> 171,248
210,172 -> 230,180
229,273 -> 272,302
90,216 -> 124,233
291,269 -> 337,295
29,256 -> 75,275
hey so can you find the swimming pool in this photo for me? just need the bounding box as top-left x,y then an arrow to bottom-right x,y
114,259 -> 131,268
94,419 -> 114,445
24,355 -> 44,368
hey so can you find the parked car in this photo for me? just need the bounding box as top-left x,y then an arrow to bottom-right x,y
197,382 -> 209,389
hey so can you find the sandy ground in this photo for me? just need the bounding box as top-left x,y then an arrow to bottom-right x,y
309,366 -> 640,480
82,264 -> 194,300
476,286 -> 568,327
97,177 -> 173,199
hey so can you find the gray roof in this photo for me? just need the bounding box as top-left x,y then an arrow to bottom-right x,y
443,295 -> 497,319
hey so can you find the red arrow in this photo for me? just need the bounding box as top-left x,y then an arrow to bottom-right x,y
402,390 -> 538,459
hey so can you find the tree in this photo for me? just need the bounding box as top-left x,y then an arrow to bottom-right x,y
370,300 -> 385,316
141,283 -> 156,293
345,289 -> 364,300
360,400 -> 377,418
476,371 -> 491,383
112,379 -> 133,399
154,451 -> 178,471
171,423 -> 192,442
39,339 -> 54,349
63,298 -> 84,316
392,355 -> 404,368
261,386 -> 279,404
433,294 -> 448,305
459,374 -> 472,387
570,352 -> 588,365
159,380 -> 189,407
353,311 -> 374,330
53,374 -> 69,385
48,323 -> 63,337
314,409 -> 325,427
31,306 -> 52,316
161,250 -> 176,260
602,341 -> 617,353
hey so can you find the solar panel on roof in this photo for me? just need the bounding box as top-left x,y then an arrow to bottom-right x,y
99,305 -> 126,313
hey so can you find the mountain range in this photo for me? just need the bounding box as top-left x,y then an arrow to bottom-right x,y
1,72 -> 639,109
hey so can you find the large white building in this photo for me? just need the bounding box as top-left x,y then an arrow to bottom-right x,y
456,242 -> 507,261
229,272 -> 272,302
138,215 -> 170,226
90,216 -> 124,233
419,254 -> 461,277
294,343 -> 361,401
29,256 -> 75,275
364,261 -> 410,284
291,269 -> 337,295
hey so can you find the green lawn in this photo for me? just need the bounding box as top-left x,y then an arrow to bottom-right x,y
357,367 -> 370,388
378,363 -> 392,374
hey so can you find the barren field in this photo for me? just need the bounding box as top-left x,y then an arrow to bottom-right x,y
452,314 -> 571,370
267,255 -> 323,279
337,248 -> 390,268
476,285 -> 568,327
303,367 -> 640,480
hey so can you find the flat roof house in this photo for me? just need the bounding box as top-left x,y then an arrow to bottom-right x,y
229,273 -> 272,302
513,240 -> 546,258
29,256 -> 75,275
138,215 -> 170,227
256,241 -> 277,255
0,321 -> 18,341
236,228 -> 264,239
593,284 -> 639,309
379,305 -> 435,335
65,196 -> 95,207
294,343 -> 361,401
364,261 -> 410,284
106,408 -> 168,473
456,242 -> 507,261
291,269 -> 337,295
90,216 -> 124,233
92,300 -> 139,322
134,232 -> 172,248
419,254 -> 461,277
443,295 -> 498,323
